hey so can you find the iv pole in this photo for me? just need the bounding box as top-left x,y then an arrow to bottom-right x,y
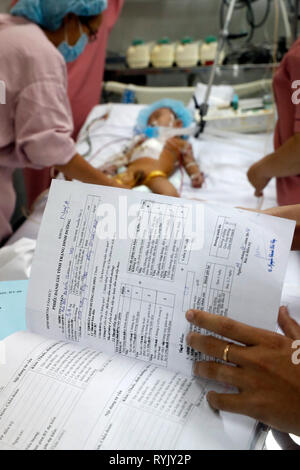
195,0 -> 296,136
195,0 -> 238,135
293,0 -> 300,41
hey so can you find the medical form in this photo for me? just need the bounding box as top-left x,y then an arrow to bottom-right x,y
0,180 -> 295,450
27,180 -> 294,375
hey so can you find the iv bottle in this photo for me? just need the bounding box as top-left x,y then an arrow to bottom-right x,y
151,37 -> 176,68
175,37 -> 199,67
126,39 -> 152,68
199,36 -> 224,66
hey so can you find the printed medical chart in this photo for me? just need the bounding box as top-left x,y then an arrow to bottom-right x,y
0,180 -> 295,450
26,180 -> 295,376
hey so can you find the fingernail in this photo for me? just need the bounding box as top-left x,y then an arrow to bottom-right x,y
186,310 -> 194,322
280,306 -> 289,316
207,393 -> 219,413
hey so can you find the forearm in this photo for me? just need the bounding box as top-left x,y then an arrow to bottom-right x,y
264,204 -> 300,250
184,158 -> 201,177
181,145 -> 201,177
264,204 -> 300,222
55,154 -> 119,187
243,204 -> 300,250
258,134 -> 300,179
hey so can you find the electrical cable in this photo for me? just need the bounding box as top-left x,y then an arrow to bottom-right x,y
220,0 -> 271,44
288,0 -> 300,19
246,0 -> 271,29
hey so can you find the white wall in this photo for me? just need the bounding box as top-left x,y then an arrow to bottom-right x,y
0,0 -> 289,50
108,0 -> 288,54
0,0 -> 11,13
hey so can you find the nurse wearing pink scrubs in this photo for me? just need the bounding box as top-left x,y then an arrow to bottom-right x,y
0,0 -> 123,244
248,39 -> 300,205
10,0 -> 124,208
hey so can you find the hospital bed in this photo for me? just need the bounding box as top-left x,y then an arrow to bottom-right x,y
8,100 -> 300,290
104,79 -> 275,134
8,102 -> 278,240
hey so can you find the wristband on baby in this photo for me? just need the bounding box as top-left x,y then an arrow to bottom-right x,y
143,170 -> 168,185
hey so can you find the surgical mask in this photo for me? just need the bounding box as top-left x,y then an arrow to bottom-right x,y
58,23 -> 88,63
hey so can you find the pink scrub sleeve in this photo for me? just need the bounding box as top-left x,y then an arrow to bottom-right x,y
15,81 -> 76,169
287,53 -> 300,135
16,0 -> 124,207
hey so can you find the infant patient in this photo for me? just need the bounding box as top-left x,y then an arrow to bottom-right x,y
104,99 -> 204,197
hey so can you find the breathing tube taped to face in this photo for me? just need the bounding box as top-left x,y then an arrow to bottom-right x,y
135,125 -> 198,140
137,99 -> 193,129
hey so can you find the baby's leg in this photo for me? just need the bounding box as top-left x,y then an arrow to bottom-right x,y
146,177 -> 179,197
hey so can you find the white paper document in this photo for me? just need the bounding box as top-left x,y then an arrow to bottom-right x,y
0,180 -> 295,450
28,181 -> 294,375
1,331 -> 250,450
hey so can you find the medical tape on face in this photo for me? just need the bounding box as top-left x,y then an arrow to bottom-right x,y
185,162 -> 199,170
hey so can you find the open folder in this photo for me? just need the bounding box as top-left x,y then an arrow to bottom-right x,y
0,180 -> 295,450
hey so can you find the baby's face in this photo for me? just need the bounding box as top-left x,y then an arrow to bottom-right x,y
148,108 -> 180,128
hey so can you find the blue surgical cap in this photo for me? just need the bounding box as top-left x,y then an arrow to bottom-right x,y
137,99 -> 193,131
11,0 -> 107,31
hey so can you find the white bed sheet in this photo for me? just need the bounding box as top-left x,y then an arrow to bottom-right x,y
8,104 -> 300,294
76,104 -> 278,209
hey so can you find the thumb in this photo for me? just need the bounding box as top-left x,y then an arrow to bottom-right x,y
278,306 -> 300,340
